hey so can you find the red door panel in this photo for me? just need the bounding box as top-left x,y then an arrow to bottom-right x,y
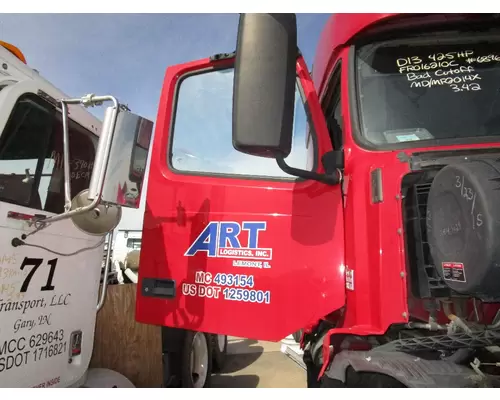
135,54 -> 346,342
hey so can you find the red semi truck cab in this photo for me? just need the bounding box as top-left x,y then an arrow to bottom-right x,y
136,13 -> 500,387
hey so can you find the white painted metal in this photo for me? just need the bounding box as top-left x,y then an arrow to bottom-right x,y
0,44 -> 104,388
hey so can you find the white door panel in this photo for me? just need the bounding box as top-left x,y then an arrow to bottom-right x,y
0,84 -> 103,387
0,201 -> 102,387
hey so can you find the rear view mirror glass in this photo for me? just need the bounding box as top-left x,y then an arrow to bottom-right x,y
94,107 -> 154,209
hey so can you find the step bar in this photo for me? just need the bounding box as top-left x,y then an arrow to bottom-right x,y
280,335 -> 306,370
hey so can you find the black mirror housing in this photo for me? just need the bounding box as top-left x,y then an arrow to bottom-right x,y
232,13 -> 297,159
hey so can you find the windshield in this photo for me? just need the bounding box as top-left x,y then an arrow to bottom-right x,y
355,30 -> 500,147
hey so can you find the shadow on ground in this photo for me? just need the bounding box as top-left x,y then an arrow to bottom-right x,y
210,337 -> 306,388
221,338 -> 264,373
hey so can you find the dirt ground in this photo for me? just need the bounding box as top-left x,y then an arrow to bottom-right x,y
211,337 -> 307,388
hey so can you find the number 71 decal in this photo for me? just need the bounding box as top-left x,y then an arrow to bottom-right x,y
19,257 -> 58,292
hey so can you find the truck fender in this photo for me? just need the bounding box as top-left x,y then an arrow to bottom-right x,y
324,350 -> 478,388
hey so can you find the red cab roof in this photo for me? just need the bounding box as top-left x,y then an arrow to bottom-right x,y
311,13 -> 399,93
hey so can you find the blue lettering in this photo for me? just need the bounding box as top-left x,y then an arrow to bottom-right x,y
185,220 -> 269,257
185,222 -> 218,256
218,222 -> 241,249
242,222 -> 266,248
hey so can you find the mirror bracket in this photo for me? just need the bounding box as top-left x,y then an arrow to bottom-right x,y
56,94 -> 119,219
275,155 -> 340,185
210,47 -> 302,63
11,92 -> 152,242
59,95 -> 118,212
210,51 -> 236,62
24,94 -> 121,232
322,150 -> 344,174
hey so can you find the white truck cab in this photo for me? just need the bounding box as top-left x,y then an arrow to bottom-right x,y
0,41 -> 151,388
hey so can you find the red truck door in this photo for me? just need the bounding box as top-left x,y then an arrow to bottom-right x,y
135,53 -> 346,341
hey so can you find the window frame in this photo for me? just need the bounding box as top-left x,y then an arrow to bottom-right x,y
126,238 -> 142,249
320,62 -> 343,152
166,64 -> 319,183
0,91 -> 98,214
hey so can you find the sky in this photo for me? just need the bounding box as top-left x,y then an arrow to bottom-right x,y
0,13 -> 330,231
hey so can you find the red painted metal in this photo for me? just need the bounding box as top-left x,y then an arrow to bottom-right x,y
312,14 -> 500,342
136,13 -> 500,355
325,44 -> 500,339
311,13 -> 483,93
312,13 -> 398,94
134,54 -> 346,342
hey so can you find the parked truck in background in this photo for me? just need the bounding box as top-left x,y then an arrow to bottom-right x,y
0,40 -> 226,388
134,13 -> 500,387
104,229 -> 142,284
112,230 -> 142,265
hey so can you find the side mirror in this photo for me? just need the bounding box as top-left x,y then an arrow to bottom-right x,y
232,13 -> 297,159
31,94 -> 154,237
89,107 -> 154,209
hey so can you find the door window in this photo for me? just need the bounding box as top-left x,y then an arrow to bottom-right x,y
170,67 -> 315,179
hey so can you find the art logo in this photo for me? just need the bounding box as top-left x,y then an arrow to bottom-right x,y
185,221 -> 272,260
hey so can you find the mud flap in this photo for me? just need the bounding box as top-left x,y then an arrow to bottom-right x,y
324,350 -> 485,388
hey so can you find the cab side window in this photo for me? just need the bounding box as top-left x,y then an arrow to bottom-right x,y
0,93 -> 97,214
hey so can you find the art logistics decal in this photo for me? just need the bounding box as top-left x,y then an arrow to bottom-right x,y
182,221 -> 273,304
185,221 -> 272,262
